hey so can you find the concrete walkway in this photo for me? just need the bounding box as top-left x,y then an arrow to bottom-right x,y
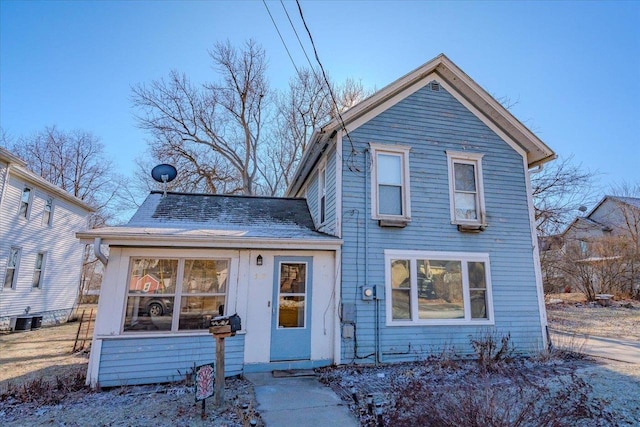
245,372 -> 358,427
550,329 -> 640,364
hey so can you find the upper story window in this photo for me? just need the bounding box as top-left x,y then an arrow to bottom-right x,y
19,187 -> 32,219
370,143 -> 411,223
385,250 -> 493,326
32,252 -> 45,288
446,151 -> 486,228
318,162 -> 327,225
4,248 -> 21,289
124,258 -> 229,333
43,198 -> 54,226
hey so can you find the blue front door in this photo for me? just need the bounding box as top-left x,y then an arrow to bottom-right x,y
270,257 -> 312,361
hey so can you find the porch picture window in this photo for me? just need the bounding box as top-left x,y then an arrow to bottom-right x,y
124,258 -> 229,333
370,143 -> 411,221
180,259 -> 228,330
19,187 -> 31,218
386,250 -> 492,325
4,248 -> 21,289
32,252 -> 45,288
447,151 -> 485,226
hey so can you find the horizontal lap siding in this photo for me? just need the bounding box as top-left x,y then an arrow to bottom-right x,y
0,175 -> 88,323
340,83 -> 544,363
306,149 -> 339,236
98,335 -> 244,387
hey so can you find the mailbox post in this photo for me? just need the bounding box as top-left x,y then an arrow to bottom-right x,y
209,314 -> 241,407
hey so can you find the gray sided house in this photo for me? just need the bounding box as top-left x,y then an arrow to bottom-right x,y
80,54 -> 555,387
544,196 -> 640,296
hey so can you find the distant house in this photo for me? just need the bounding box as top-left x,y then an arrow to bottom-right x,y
129,273 -> 161,293
0,147 -> 94,331
543,196 -> 640,297
79,54 -> 555,387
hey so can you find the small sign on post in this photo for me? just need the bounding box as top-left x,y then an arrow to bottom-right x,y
209,314 -> 241,407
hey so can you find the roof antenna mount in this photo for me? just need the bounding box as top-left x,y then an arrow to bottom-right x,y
151,164 -> 177,197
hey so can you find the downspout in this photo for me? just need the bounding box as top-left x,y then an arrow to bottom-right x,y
94,237 -> 108,265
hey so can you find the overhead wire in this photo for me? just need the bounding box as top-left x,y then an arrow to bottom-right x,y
262,0 -> 300,76
294,0 -> 359,171
279,0 -> 318,78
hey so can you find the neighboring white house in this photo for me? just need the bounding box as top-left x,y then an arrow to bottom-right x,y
0,147 -> 94,331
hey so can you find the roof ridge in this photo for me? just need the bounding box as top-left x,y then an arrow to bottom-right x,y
150,191 -> 305,201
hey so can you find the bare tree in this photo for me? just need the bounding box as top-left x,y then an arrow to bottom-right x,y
257,68 -> 368,196
132,40 -> 269,196
10,126 -> 121,226
531,155 -> 599,236
10,126 -> 124,302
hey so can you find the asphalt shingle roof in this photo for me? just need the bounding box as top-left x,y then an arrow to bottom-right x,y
124,191 -> 333,240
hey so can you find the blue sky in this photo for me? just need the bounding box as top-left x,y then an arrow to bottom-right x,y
1,0 -> 639,199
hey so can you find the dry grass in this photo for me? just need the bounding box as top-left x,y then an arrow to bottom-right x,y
546,294 -> 640,341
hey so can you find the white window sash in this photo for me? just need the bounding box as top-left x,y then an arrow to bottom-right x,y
384,249 -> 493,326
370,143 -> 411,221
446,151 -> 485,226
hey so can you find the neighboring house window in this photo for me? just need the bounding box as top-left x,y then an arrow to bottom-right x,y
43,197 -> 54,225
4,248 -> 21,289
370,143 -> 411,221
446,151 -> 486,226
385,250 -> 493,325
32,252 -> 45,288
124,258 -> 229,333
19,187 -> 32,218
318,163 -> 326,224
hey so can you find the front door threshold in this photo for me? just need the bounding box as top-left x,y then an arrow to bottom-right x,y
244,359 -> 332,374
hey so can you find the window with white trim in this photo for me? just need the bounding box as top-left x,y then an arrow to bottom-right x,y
124,258 -> 229,332
19,187 -> 32,219
370,143 -> 411,221
385,250 -> 493,325
32,252 -> 45,288
4,248 -> 21,289
446,151 -> 486,226
43,197 -> 53,226
318,162 -> 326,224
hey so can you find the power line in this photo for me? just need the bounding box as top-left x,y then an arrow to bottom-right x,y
295,0 -> 358,169
262,0 -> 300,76
279,0 -> 316,74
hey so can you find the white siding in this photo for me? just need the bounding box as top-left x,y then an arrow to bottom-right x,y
0,173 -> 90,328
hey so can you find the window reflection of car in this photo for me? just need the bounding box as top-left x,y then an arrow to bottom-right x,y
417,273 -> 436,299
138,297 -> 173,316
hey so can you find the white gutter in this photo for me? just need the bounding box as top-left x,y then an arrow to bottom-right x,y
78,233 -> 342,251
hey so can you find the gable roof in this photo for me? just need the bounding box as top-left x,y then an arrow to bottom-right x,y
0,147 -> 95,213
561,195 -> 640,237
583,195 -> 640,219
78,192 -> 341,248
288,54 -> 556,196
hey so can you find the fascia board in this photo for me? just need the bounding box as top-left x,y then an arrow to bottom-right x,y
435,56 -> 555,166
77,232 -> 342,250
311,54 -> 555,168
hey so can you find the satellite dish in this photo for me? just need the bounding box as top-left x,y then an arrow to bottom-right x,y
578,206 -> 588,213
151,164 -> 177,197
